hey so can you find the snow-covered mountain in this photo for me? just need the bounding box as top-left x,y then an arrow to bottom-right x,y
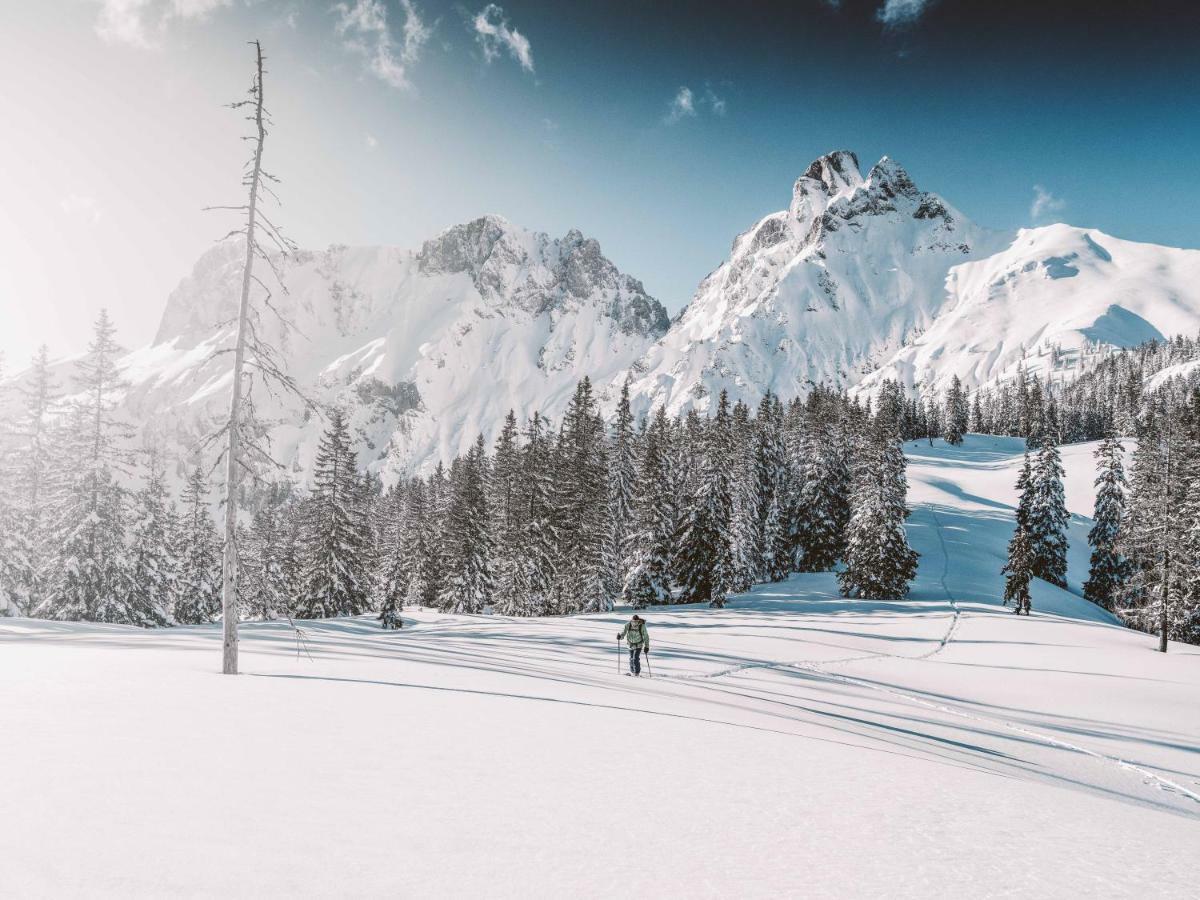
20,150 -> 1200,479
620,151 -> 1200,414
115,215 -> 668,480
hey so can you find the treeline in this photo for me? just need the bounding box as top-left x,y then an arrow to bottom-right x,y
0,314 -> 920,626
900,333 -> 1200,446
978,335 -> 1200,646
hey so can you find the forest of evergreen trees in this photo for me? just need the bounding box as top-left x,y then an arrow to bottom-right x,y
0,313 -> 920,627
2,314 -> 1198,646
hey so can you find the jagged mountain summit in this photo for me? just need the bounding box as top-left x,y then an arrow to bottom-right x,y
620,150 -> 1200,415
119,215 -> 668,480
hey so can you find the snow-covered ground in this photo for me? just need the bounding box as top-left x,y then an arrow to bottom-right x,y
3,436 -> 1198,898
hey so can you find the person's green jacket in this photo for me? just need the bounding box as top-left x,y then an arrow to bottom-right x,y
618,620 -> 649,649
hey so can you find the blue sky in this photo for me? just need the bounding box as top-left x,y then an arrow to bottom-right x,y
1,0 -> 1197,363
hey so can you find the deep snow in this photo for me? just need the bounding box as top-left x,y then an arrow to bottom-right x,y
3,435 -> 1198,898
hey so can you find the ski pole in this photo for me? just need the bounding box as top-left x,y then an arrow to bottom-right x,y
617,637 -> 621,675
644,648 -> 652,678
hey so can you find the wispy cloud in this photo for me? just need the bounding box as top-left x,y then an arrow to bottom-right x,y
705,87 -> 727,117
664,85 -> 726,125
93,0 -> 230,48
472,4 -> 534,73
665,87 -> 696,124
876,0 -> 932,28
60,194 -> 103,225
365,134 -> 379,151
333,0 -> 431,91
1030,185 -> 1066,222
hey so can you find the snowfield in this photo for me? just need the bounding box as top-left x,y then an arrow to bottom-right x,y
3,436 -> 1198,898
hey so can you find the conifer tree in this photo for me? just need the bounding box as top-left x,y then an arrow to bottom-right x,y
605,380 -> 638,598
295,410 -> 370,618
174,464 -> 222,625
553,378 -> 610,612
4,345 -> 59,613
943,375 -> 968,445
126,450 -> 177,626
438,436 -> 494,613
1026,437 -> 1070,588
1084,435 -> 1129,610
675,391 -> 735,607
838,411 -> 919,599
37,311 -> 137,623
1002,524 -> 1034,614
623,406 -> 673,608
794,401 -> 843,572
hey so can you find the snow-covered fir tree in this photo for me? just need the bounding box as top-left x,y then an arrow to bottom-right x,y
794,391 -> 845,572
553,378 -> 611,613
125,449 -> 177,626
838,407 -> 919,600
623,406 -> 674,608
1002,524 -> 1035,614
1026,437 -> 1070,588
438,436 -> 494,614
943,375 -> 968,445
604,379 -> 638,600
173,463 -> 222,625
1083,435 -> 1129,610
36,311 -> 138,624
295,409 -> 371,618
675,390 -> 735,607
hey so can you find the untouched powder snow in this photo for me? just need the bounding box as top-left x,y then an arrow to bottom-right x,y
3,436 -> 1199,898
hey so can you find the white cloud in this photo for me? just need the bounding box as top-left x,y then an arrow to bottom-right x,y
472,4 -> 534,74
705,87 -> 727,117
93,0 -> 230,48
334,0 -> 431,91
1030,185 -> 1066,222
60,194 -> 103,225
876,0 -> 931,27
664,87 -> 697,125
665,85 -> 727,125
365,133 -> 379,151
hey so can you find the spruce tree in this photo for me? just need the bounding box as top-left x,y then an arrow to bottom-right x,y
838,412 -> 919,600
37,311 -> 137,623
605,380 -> 638,599
943,375 -> 968,445
1083,436 -> 1129,610
126,450 -> 177,626
1002,526 -> 1035,614
553,378 -> 610,612
1026,437 -> 1070,588
623,406 -> 673,608
794,401 -> 843,572
438,436 -> 494,613
174,464 -> 222,625
295,409 -> 370,618
675,391 -> 735,608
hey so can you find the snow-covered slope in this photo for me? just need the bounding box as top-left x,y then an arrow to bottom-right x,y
3,436 -> 1198,897
622,151 -> 1008,415
620,151 -> 1200,416
858,224 -> 1200,396
115,216 -> 668,479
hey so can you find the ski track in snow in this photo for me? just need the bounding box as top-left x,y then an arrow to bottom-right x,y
658,501 -> 1199,813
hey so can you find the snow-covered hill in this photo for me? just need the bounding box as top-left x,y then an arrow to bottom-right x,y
621,151 -> 1200,415
4,436 -> 1198,897
114,215 -> 669,481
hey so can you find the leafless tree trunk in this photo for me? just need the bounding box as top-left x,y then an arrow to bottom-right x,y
221,42 -> 267,675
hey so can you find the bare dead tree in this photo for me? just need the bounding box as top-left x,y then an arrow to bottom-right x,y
211,41 -> 310,675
